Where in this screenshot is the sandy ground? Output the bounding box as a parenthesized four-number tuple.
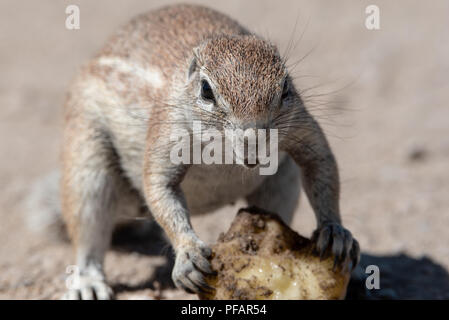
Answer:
(0, 0, 448, 300)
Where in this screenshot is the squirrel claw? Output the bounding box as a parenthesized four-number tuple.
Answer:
(312, 221, 360, 271)
(172, 242, 216, 294)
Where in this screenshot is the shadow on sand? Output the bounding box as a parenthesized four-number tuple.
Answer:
(110, 221, 449, 299)
(346, 253, 449, 299)
(110, 221, 176, 294)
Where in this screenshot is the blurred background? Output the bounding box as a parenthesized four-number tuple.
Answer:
(0, 0, 448, 299)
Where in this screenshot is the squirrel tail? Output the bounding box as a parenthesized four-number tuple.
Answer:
(24, 170, 68, 241)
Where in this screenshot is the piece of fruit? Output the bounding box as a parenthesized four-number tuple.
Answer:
(199, 207, 350, 300)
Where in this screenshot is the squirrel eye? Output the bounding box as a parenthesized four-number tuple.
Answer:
(281, 81, 290, 100)
(201, 80, 215, 102)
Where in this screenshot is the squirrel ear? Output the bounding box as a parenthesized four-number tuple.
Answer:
(188, 46, 201, 80)
(187, 57, 197, 80)
(193, 46, 200, 59)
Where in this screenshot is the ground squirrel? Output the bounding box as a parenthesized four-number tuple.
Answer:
(60, 4, 359, 299)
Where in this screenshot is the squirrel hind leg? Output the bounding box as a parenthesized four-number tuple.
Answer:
(60, 120, 127, 299)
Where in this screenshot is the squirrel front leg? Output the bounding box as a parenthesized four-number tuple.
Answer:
(142, 125, 215, 294)
(283, 111, 360, 269)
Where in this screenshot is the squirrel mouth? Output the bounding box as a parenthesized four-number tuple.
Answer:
(243, 159, 259, 169)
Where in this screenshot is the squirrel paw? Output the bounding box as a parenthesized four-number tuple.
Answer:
(172, 242, 216, 294)
(312, 221, 360, 271)
(62, 274, 113, 300)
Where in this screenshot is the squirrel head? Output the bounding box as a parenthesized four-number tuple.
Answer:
(183, 34, 299, 129)
(178, 34, 302, 169)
